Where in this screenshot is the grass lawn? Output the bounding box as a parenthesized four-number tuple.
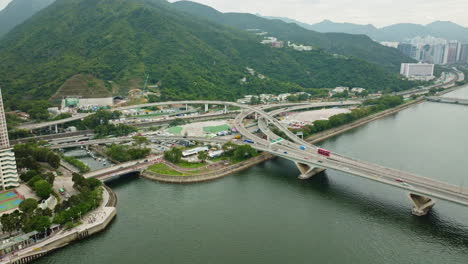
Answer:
(203, 124, 230, 133)
(176, 161, 206, 169)
(167, 126, 183, 134)
(148, 163, 203, 176)
(148, 163, 185, 176)
(210, 156, 229, 162)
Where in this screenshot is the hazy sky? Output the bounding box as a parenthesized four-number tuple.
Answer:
(1, 0, 467, 27)
(168, 0, 468, 27)
(0, 0, 9, 10)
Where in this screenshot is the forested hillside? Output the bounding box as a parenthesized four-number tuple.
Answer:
(172, 1, 414, 72)
(0, 0, 417, 102)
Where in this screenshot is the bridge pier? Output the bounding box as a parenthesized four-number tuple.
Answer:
(224, 105, 227, 113)
(409, 193, 435, 216)
(205, 104, 208, 112)
(295, 162, 325, 179)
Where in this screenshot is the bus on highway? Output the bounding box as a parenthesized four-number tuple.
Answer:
(317, 148, 331, 157)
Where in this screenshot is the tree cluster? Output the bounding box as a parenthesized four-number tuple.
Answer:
(94, 123, 137, 138)
(62, 156, 91, 173)
(14, 141, 61, 170)
(221, 142, 257, 162)
(23, 171, 54, 200)
(5, 99, 52, 121)
(75, 110, 136, 138)
(105, 144, 151, 162)
(292, 96, 404, 138)
(287, 93, 311, 102)
(1, 199, 53, 234)
(169, 118, 186, 127)
(53, 174, 102, 225)
(163, 148, 183, 164)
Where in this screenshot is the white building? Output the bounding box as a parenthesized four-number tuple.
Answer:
(61, 97, 114, 110)
(261, 37, 277, 44)
(287, 41, 314, 51)
(277, 93, 292, 102)
(400, 63, 435, 81)
(0, 90, 19, 190)
(351, 87, 366, 94)
(182, 147, 209, 157)
(380, 41, 399, 48)
(208, 150, 224, 158)
(332, 87, 349, 94)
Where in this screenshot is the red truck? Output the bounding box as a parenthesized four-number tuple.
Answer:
(317, 148, 331, 157)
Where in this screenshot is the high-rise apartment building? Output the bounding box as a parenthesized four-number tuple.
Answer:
(0, 89, 19, 190)
(431, 44, 446, 65)
(460, 44, 468, 63)
(397, 43, 416, 58)
(444, 41, 461, 64)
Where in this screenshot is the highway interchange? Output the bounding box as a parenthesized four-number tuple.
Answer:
(18, 70, 468, 215)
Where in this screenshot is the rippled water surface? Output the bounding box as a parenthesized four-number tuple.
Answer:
(37, 87, 468, 264)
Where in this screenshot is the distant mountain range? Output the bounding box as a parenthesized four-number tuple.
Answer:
(264, 17, 468, 43)
(0, 0, 54, 37)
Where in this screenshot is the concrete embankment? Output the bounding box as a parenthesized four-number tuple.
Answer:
(306, 84, 466, 144)
(306, 98, 425, 144)
(5, 186, 117, 264)
(141, 153, 274, 183)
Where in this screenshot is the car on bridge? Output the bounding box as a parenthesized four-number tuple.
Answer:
(395, 178, 404, 183)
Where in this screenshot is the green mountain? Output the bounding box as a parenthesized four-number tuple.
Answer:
(172, 1, 414, 72)
(0, 0, 416, 102)
(0, 0, 55, 38)
(305, 19, 378, 36)
(306, 20, 468, 43)
(380, 21, 468, 43)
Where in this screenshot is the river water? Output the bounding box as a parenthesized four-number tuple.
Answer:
(37, 87, 468, 264)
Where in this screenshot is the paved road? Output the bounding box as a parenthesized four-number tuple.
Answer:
(233, 101, 468, 208)
(34, 93, 468, 210)
(426, 96, 468, 105)
(18, 101, 358, 130)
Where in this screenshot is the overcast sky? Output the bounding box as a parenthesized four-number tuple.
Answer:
(1, 0, 467, 27)
(168, 0, 468, 27)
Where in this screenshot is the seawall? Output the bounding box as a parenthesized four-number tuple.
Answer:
(5, 186, 117, 264)
(141, 153, 274, 183)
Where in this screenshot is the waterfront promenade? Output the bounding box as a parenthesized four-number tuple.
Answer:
(1, 187, 116, 264)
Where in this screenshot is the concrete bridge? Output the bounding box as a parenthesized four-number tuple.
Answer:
(37, 99, 468, 216)
(230, 101, 468, 216)
(18, 101, 360, 131)
(84, 156, 163, 182)
(426, 96, 468, 106)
